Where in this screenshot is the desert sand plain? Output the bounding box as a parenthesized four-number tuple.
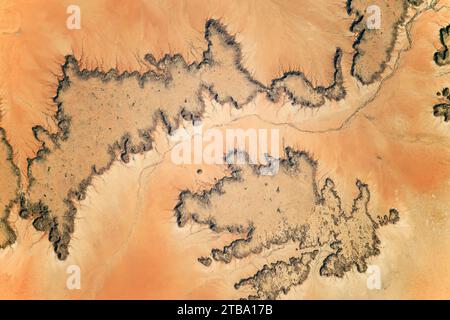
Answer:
(0, 0, 449, 299)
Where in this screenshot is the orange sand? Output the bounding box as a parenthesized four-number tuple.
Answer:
(0, 0, 449, 299)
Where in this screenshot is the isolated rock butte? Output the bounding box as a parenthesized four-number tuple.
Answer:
(175, 148, 398, 299)
(433, 28, 450, 123)
(0, 128, 19, 248)
(348, 0, 412, 84)
(21, 19, 345, 260)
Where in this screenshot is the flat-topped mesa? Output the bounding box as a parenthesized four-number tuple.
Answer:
(175, 148, 399, 299)
(432, 29, 450, 123)
(432, 88, 450, 123)
(0, 128, 20, 249)
(21, 16, 352, 261)
(348, 0, 410, 85)
(433, 103, 450, 122)
(21, 19, 261, 261)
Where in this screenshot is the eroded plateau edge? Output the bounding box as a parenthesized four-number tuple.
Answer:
(175, 148, 399, 299)
(19, 19, 345, 260)
(347, 0, 422, 84)
(0, 128, 20, 249)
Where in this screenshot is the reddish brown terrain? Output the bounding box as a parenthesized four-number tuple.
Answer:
(0, 0, 449, 299)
